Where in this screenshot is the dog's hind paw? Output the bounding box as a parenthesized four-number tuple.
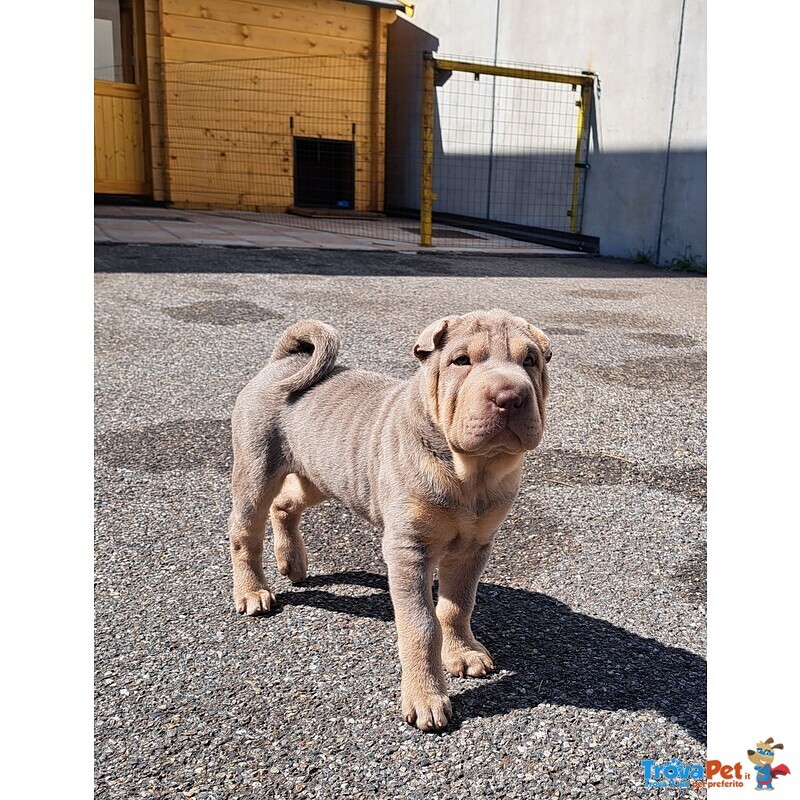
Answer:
(443, 646, 494, 678)
(235, 589, 278, 616)
(276, 552, 308, 584)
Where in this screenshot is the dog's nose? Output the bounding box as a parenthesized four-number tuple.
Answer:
(491, 388, 525, 410)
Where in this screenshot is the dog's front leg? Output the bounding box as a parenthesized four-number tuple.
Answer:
(383, 537, 451, 731)
(437, 542, 495, 678)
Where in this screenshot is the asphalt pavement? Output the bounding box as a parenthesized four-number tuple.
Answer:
(95, 244, 707, 799)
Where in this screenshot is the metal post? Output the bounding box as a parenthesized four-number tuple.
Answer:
(420, 52, 435, 247)
(569, 81, 592, 233)
(370, 7, 382, 211)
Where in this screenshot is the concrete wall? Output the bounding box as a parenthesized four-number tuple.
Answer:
(385, 0, 706, 263)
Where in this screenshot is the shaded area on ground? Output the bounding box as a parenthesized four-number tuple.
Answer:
(95, 419, 233, 474)
(533, 449, 706, 504)
(94, 244, 704, 280)
(585, 352, 707, 391)
(280, 571, 707, 743)
(162, 300, 282, 326)
(94, 420, 704, 505)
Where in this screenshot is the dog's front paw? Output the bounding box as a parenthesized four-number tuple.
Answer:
(401, 687, 453, 731)
(443, 641, 494, 678)
(234, 588, 277, 616)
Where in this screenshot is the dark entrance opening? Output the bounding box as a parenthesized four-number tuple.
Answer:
(293, 137, 355, 209)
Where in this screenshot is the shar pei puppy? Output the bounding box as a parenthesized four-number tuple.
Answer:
(228, 309, 551, 730)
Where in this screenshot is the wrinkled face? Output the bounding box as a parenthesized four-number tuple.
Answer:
(414, 309, 551, 457)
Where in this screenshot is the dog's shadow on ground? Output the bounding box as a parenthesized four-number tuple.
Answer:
(280, 571, 706, 743)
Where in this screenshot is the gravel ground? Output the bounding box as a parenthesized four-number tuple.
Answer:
(95, 245, 707, 799)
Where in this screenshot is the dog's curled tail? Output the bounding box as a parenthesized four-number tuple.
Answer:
(270, 320, 341, 394)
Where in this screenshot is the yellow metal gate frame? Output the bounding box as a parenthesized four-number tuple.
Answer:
(420, 54, 595, 247)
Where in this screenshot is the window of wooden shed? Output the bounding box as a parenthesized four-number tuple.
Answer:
(94, 0, 136, 83)
(293, 138, 355, 209)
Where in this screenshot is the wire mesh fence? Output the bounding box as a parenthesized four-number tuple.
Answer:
(428, 55, 592, 233)
(160, 52, 595, 250)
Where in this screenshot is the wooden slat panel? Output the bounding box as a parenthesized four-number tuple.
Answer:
(95, 95, 107, 182)
(162, 51, 371, 73)
(95, 80, 142, 100)
(103, 95, 117, 181)
(113, 96, 128, 182)
(167, 144, 370, 176)
(131, 102, 145, 183)
(163, 0, 373, 39)
(168, 146, 374, 177)
(168, 179, 291, 205)
(171, 128, 362, 148)
(169, 167, 293, 193)
(167, 132, 369, 159)
(168, 188, 374, 209)
(145, 6, 160, 30)
(171, 198, 289, 212)
(162, 63, 373, 93)
(170, 185, 377, 211)
(162, 13, 371, 57)
(96, 178, 152, 194)
(162, 0, 370, 23)
(161, 32, 367, 62)
(164, 105, 372, 130)
(168, 175, 373, 200)
(166, 125, 369, 150)
(162, 82, 372, 103)
(161, 75, 373, 102)
(94, 80, 148, 193)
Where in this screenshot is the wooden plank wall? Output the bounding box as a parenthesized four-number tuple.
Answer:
(150, 0, 394, 211)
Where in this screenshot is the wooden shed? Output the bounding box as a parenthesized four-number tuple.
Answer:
(94, 0, 409, 211)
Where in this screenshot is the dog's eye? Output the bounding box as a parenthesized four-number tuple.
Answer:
(452, 355, 471, 366)
(523, 355, 535, 367)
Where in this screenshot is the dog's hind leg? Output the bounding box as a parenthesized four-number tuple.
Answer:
(437, 542, 495, 678)
(229, 454, 287, 616)
(270, 473, 328, 584)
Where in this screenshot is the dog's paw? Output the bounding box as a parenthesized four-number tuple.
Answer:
(275, 551, 308, 584)
(401, 688, 452, 731)
(443, 643, 494, 678)
(234, 589, 278, 616)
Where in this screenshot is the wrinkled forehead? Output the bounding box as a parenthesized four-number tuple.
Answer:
(443, 315, 536, 358)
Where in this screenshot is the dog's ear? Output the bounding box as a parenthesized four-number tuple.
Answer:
(413, 317, 450, 361)
(513, 315, 551, 362)
(520, 319, 552, 363)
